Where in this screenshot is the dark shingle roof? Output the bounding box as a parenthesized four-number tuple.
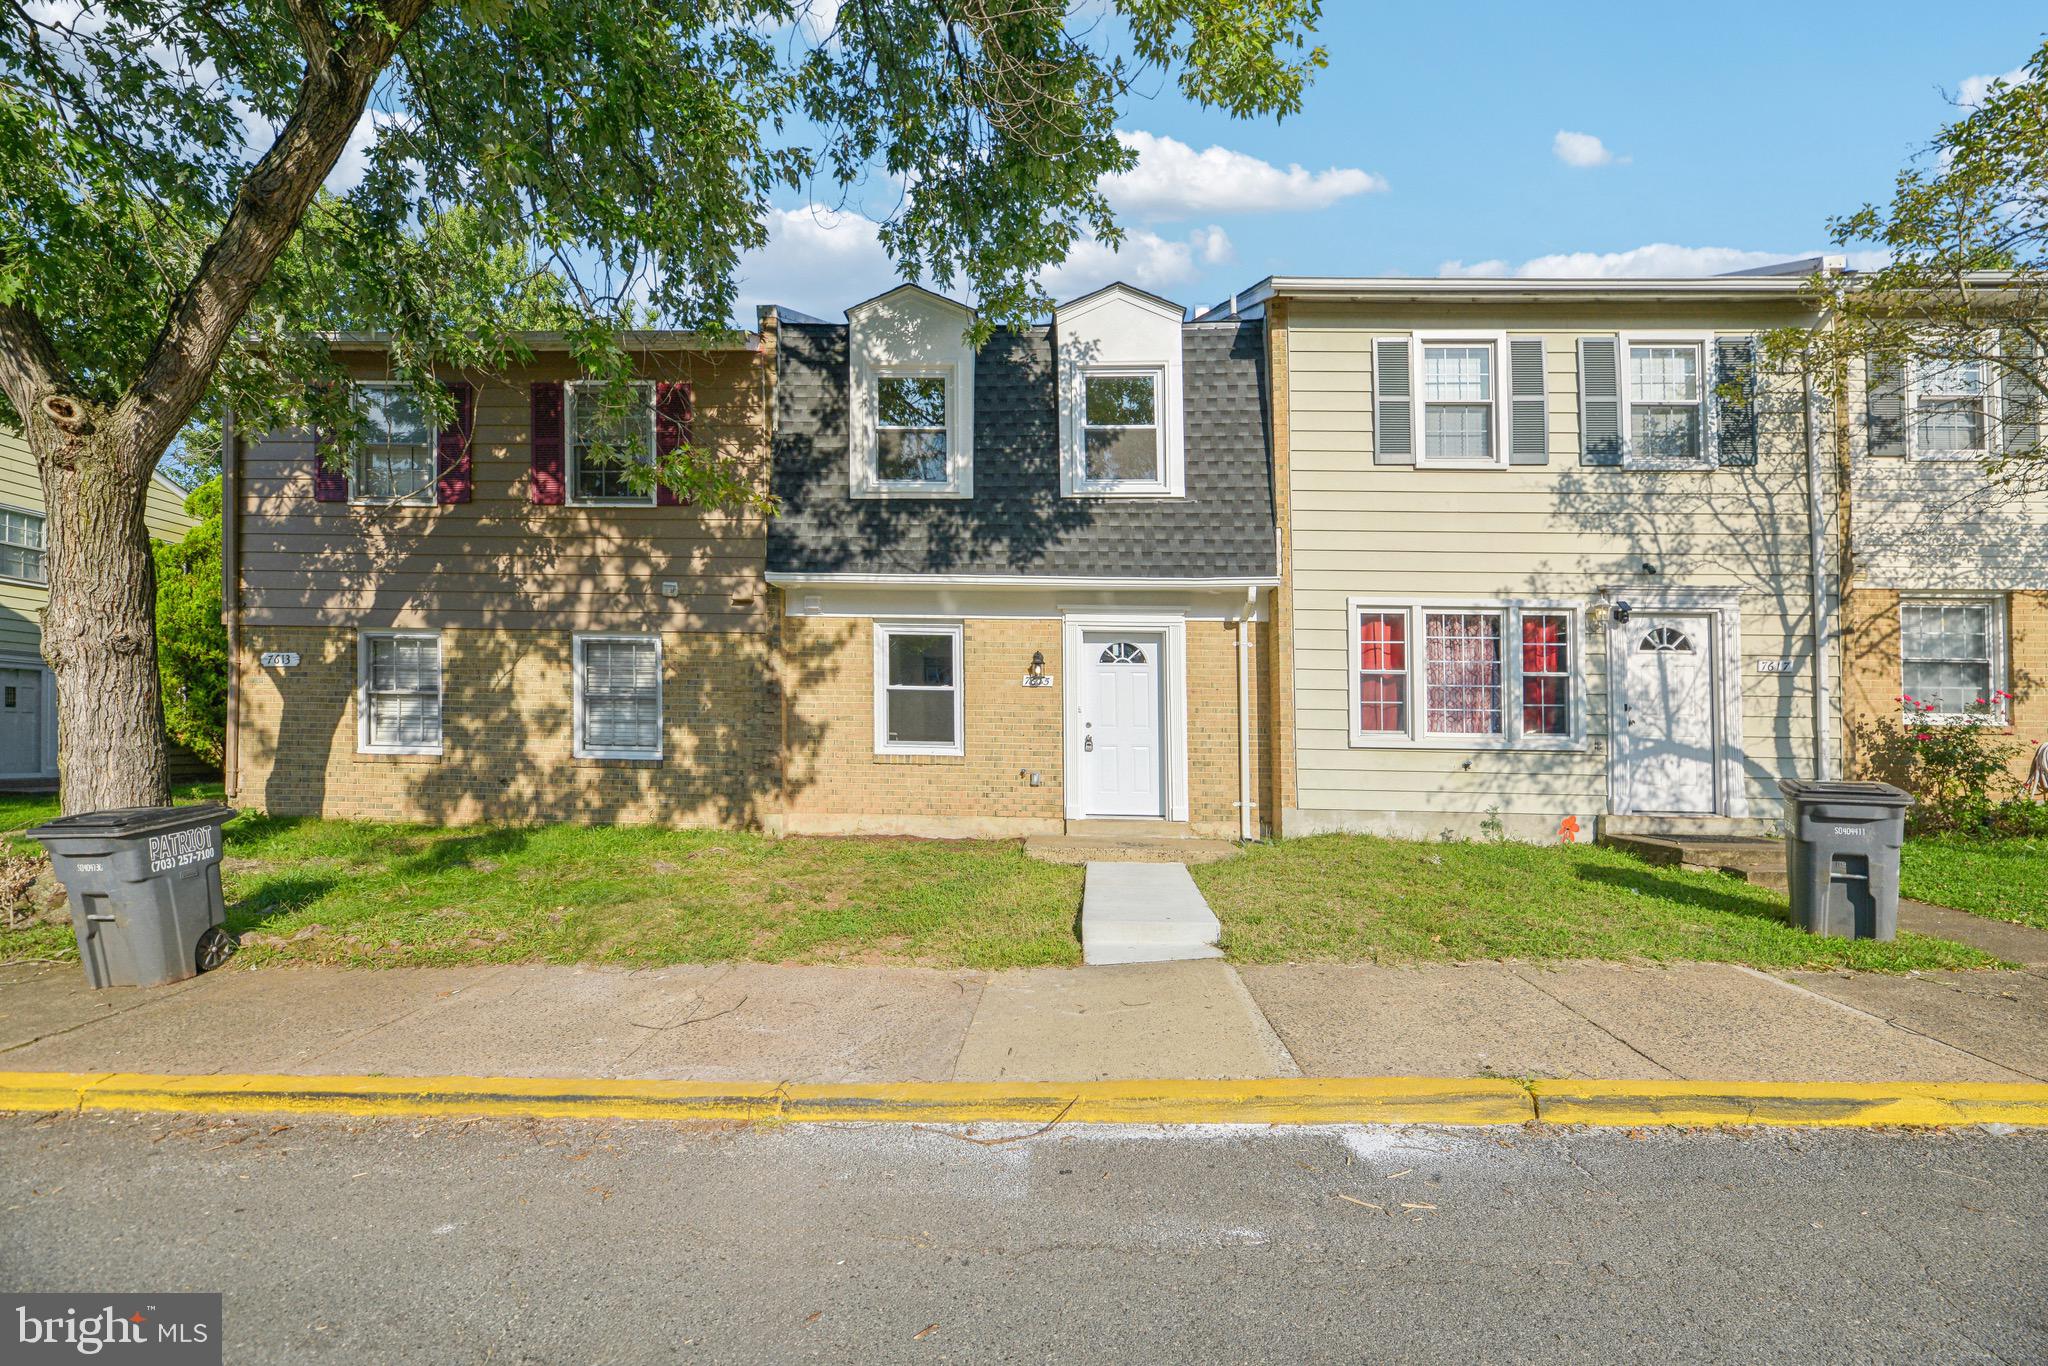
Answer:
(767, 320, 1277, 578)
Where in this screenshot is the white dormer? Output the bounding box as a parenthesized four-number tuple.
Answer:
(847, 284, 975, 499)
(1054, 283, 1186, 498)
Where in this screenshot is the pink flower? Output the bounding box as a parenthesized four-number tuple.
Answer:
(1916, 732, 1933, 741)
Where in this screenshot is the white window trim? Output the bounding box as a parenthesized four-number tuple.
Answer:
(1899, 594, 2008, 725)
(356, 629, 444, 756)
(1411, 331, 1510, 470)
(1343, 598, 1587, 751)
(565, 380, 658, 508)
(1071, 365, 1173, 495)
(1619, 333, 1716, 470)
(872, 620, 966, 757)
(573, 632, 664, 760)
(1904, 355, 1999, 462)
(350, 381, 439, 507)
(867, 364, 966, 495)
(0, 504, 47, 586)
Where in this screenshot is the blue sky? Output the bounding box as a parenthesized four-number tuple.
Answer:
(732, 2, 2045, 320)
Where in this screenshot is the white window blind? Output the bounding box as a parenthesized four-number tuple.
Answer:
(362, 634, 441, 751)
(579, 637, 662, 756)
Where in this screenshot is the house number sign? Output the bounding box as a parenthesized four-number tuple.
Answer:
(1755, 659, 1797, 674)
(1021, 675, 1053, 688)
(260, 652, 301, 669)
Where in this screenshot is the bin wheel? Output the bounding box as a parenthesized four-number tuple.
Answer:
(196, 926, 236, 973)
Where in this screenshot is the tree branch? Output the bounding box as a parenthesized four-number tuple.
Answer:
(282, 0, 337, 71)
(0, 303, 70, 419)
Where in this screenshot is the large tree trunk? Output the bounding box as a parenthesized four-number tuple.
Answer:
(31, 405, 170, 814)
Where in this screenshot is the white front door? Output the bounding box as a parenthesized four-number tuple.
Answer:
(1079, 631, 1165, 818)
(0, 667, 41, 777)
(1621, 616, 1718, 814)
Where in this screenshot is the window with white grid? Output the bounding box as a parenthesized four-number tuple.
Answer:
(0, 508, 46, 583)
(1347, 601, 1580, 748)
(359, 633, 441, 754)
(1627, 342, 1703, 464)
(1421, 344, 1495, 463)
(1423, 612, 1504, 737)
(1911, 358, 1993, 458)
(568, 381, 657, 505)
(576, 635, 662, 758)
(1900, 598, 2005, 723)
(353, 383, 437, 505)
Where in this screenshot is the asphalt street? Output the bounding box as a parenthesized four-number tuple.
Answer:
(2, 1111, 2043, 1363)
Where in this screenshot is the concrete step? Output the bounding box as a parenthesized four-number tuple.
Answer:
(1081, 862, 1222, 967)
(1025, 836, 1239, 866)
(1599, 814, 1782, 840)
(1065, 818, 1196, 839)
(1603, 832, 1791, 893)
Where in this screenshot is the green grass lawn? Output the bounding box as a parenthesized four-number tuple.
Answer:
(1902, 836, 2048, 930)
(1193, 835, 1997, 973)
(0, 791, 2000, 973)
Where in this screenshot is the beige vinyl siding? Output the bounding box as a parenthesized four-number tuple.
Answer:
(0, 425, 197, 659)
(1282, 299, 1838, 837)
(1844, 358, 2048, 590)
(236, 349, 770, 633)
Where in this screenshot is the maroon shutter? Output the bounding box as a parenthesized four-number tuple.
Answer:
(529, 381, 565, 505)
(312, 430, 348, 502)
(654, 380, 692, 506)
(436, 381, 475, 504)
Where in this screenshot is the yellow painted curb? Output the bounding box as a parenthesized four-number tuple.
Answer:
(1531, 1079, 2048, 1129)
(1, 1071, 2043, 1130)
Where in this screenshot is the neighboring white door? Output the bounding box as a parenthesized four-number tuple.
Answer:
(0, 667, 41, 777)
(1621, 617, 1718, 814)
(1080, 632, 1165, 818)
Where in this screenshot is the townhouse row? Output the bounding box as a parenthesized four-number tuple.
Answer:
(223, 269, 2047, 842)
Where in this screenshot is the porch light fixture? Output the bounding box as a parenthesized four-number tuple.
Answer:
(1588, 587, 1614, 631)
(1029, 650, 1046, 680)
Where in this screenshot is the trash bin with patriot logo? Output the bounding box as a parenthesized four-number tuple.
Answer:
(28, 803, 236, 988)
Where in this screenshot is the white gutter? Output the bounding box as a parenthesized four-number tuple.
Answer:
(1802, 371, 1834, 782)
(1202, 274, 1817, 320)
(1234, 586, 1256, 841)
(764, 572, 1280, 590)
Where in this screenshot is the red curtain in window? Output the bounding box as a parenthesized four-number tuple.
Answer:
(1521, 614, 1570, 736)
(1358, 612, 1407, 733)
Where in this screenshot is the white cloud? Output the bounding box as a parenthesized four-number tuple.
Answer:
(1552, 130, 1626, 169)
(1959, 65, 2031, 110)
(1039, 225, 1233, 301)
(795, 0, 842, 42)
(1101, 130, 1385, 221)
(1440, 244, 1832, 279)
(733, 205, 901, 320)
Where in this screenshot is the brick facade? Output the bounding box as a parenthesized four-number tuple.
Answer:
(233, 625, 782, 826)
(1842, 587, 2048, 787)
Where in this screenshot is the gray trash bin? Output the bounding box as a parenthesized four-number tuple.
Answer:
(28, 803, 236, 988)
(1776, 780, 1915, 941)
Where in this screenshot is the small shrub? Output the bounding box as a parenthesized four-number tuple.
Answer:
(1854, 693, 2025, 833)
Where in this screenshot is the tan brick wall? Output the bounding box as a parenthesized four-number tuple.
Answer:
(1843, 587, 2048, 787)
(780, 611, 1275, 839)
(232, 626, 782, 826)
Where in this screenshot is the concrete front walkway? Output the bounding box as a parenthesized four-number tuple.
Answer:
(4, 951, 2044, 1085)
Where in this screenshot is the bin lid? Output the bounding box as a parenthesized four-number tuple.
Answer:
(1775, 779, 1916, 808)
(26, 802, 236, 841)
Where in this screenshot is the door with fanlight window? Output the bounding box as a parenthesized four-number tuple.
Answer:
(1620, 616, 1718, 814)
(1079, 631, 1165, 818)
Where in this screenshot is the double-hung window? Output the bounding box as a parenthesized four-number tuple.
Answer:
(1348, 600, 1580, 748)
(1624, 338, 1707, 466)
(1900, 597, 2006, 724)
(567, 380, 657, 505)
(1419, 342, 1498, 465)
(874, 622, 964, 756)
(1910, 357, 1994, 459)
(353, 383, 437, 505)
(1078, 370, 1165, 491)
(0, 509, 46, 584)
(575, 635, 662, 759)
(874, 373, 951, 487)
(358, 631, 442, 754)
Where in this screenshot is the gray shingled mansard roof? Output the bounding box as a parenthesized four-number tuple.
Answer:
(766, 318, 1278, 580)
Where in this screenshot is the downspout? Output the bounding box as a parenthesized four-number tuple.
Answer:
(220, 405, 241, 803)
(1802, 370, 1833, 782)
(1236, 585, 1255, 841)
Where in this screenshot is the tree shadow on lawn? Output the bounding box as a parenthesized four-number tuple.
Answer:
(390, 828, 537, 878)
(223, 871, 343, 937)
(1572, 863, 1793, 927)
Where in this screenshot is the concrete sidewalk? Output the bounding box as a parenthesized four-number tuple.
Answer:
(4, 950, 2044, 1085)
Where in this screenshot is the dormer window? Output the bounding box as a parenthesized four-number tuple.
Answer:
(1056, 283, 1186, 498)
(1081, 370, 1163, 488)
(847, 285, 975, 499)
(875, 373, 951, 486)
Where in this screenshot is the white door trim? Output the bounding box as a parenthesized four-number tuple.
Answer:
(1062, 611, 1189, 823)
(1604, 589, 1747, 818)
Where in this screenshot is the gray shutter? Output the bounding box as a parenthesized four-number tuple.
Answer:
(1714, 336, 1758, 467)
(1578, 336, 1622, 465)
(1507, 337, 1549, 465)
(2001, 334, 2043, 459)
(1865, 355, 1907, 457)
(1373, 337, 1413, 465)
